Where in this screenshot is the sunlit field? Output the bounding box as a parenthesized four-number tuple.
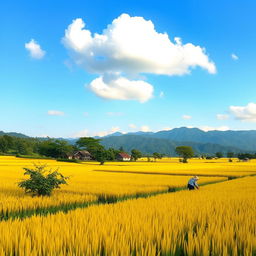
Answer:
(0, 156, 255, 255)
(0, 176, 255, 255)
(0, 156, 226, 217)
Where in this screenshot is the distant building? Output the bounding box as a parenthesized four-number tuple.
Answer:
(73, 150, 92, 161)
(116, 152, 131, 161)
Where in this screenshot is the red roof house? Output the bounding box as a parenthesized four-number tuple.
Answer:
(116, 152, 131, 161)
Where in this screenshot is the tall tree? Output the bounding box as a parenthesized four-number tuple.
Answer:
(152, 152, 162, 161)
(76, 137, 108, 164)
(175, 146, 194, 163)
(131, 149, 142, 161)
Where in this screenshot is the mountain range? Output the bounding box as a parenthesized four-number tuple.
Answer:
(1, 127, 256, 155)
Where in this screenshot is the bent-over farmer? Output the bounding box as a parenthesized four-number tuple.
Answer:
(187, 176, 199, 190)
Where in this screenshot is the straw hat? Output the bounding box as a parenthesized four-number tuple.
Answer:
(194, 176, 199, 180)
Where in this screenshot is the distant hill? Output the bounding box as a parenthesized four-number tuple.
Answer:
(101, 135, 241, 155)
(0, 131, 29, 138)
(2, 127, 256, 155)
(144, 127, 256, 151)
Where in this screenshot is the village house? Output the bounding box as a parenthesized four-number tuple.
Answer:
(116, 152, 131, 161)
(72, 150, 92, 161)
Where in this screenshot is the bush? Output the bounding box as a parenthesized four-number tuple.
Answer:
(18, 164, 69, 196)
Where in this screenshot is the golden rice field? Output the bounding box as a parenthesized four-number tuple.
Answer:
(0, 156, 255, 255)
(0, 176, 255, 255)
(0, 156, 225, 217)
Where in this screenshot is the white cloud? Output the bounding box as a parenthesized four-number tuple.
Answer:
(216, 114, 229, 120)
(161, 127, 172, 131)
(111, 126, 120, 133)
(95, 126, 121, 137)
(129, 124, 136, 129)
(72, 126, 121, 138)
(83, 112, 89, 117)
(47, 110, 64, 116)
(182, 115, 192, 120)
(63, 14, 216, 102)
(140, 125, 150, 132)
(230, 102, 256, 122)
(88, 75, 153, 103)
(200, 126, 229, 132)
(25, 39, 45, 59)
(159, 91, 164, 98)
(231, 53, 239, 60)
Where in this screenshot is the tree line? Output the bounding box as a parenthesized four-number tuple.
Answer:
(1, 135, 256, 163)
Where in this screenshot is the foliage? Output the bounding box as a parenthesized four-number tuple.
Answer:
(18, 165, 68, 196)
(152, 152, 162, 161)
(131, 149, 142, 161)
(38, 139, 74, 159)
(237, 153, 256, 160)
(76, 137, 102, 152)
(94, 148, 108, 165)
(227, 152, 234, 158)
(175, 146, 194, 163)
(215, 152, 223, 158)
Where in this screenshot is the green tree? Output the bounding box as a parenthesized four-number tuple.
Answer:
(131, 149, 142, 161)
(0, 137, 8, 153)
(152, 152, 162, 161)
(18, 164, 68, 196)
(227, 152, 234, 158)
(76, 137, 109, 164)
(94, 148, 107, 165)
(38, 139, 73, 158)
(3, 135, 14, 149)
(175, 146, 194, 163)
(215, 152, 223, 158)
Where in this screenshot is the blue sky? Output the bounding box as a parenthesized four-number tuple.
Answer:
(1, 0, 256, 137)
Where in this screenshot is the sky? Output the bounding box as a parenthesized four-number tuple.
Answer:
(1, 0, 256, 137)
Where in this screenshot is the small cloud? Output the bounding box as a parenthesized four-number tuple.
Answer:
(25, 39, 45, 59)
(129, 124, 137, 129)
(47, 110, 64, 116)
(83, 112, 89, 117)
(161, 127, 172, 131)
(230, 102, 256, 122)
(200, 126, 229, 132)
(140, 125, 150, 132)
(111, 126, 120, 133)
(182, 115, 192, 120)
(216, 114, 229, 120)
(95, 127, 121, 137)
(159, 91, 164, 98)
(231, 53, 239, 60)
(106, 112, 124, 117)
(89, 75, 154, 103)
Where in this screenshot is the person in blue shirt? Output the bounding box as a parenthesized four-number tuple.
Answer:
(187, 176, 199, 190)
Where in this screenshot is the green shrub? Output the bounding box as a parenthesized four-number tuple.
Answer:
(18, 164, 69, 196)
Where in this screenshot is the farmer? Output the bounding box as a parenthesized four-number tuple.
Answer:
(187, 176, 199, 190)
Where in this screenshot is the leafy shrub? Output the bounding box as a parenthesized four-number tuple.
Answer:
(18, 164, 68, 196)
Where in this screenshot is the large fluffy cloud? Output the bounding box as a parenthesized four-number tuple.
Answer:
(63, 14, 216, 102)
(230, 102, 256, 122)
(25, 39, 45, 59)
